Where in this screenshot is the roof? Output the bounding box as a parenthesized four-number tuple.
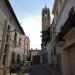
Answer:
(42, 5, 50, 12)
(4, 0, 25, 35)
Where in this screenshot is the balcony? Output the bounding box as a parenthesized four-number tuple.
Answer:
(55, 13, 75, 47)
(55, 32, 64, 43)
(61, 15, 75, 38)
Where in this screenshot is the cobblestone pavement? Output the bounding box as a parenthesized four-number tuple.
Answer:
(21, 64, 52, 75)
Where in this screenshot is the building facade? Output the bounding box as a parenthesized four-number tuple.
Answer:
(0, 0, 27, 75)
(22, 36, 30, 62)
(51, 0, 75, 75)
(30, 49, 41, 64)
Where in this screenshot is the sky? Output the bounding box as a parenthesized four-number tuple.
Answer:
(9, 0, 54, 49)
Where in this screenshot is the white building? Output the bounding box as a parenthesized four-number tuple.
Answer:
(51, 0, 75, 75)
(30, 49, 41, 63)
(0, 0, 25, 75)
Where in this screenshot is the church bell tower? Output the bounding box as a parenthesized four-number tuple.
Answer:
(42, 6, 50, 31)
(41, 6, 51, 50)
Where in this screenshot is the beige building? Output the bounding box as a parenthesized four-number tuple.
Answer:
(51, 0, 75, 75)
(0, 0, 27, 75)
(25, 36, 30, 61)
(22, 35, 30, 62)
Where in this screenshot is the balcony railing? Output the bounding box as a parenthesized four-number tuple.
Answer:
(55, 14, 75, 44)
(55, 32, 65, 44)
(61, 14, 75, 37)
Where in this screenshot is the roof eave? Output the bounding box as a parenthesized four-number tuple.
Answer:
(4, 0, 25, 35)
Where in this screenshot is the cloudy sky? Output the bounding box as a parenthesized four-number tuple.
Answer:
(9, 0, 54, 49)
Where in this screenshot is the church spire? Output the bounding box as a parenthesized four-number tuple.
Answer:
(42, 6, 50, 31)
(45, 4, 47, 9)
(45, 5, 47, 9)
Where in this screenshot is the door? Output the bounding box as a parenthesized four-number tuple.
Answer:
(69, 44, 75, 75)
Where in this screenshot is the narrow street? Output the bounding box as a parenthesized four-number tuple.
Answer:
(21, 64, 52, 75)
(0, 0, 75, 75)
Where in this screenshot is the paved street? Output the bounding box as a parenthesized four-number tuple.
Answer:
(11, 64, 61, 75)
(21, 64, 52, 75)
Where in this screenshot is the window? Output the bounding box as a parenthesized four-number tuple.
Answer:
(11, 52, 15, 63)
(54, 45, 56, 55)
(2, 55, 6, 65)
(19, 38, 21, 45)
(45, 10, 47, 14)
(17, 54, 21, 63)
(4, 44, 9, 54)
(14, 32, 17, 42)
(45, 14, 47, 17)
(7, 25, 10, 32)
(14, 32, 17, 47)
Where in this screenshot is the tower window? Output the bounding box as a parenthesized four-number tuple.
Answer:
(45, 10, 47, 14)
(45, 14, 47, 17)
